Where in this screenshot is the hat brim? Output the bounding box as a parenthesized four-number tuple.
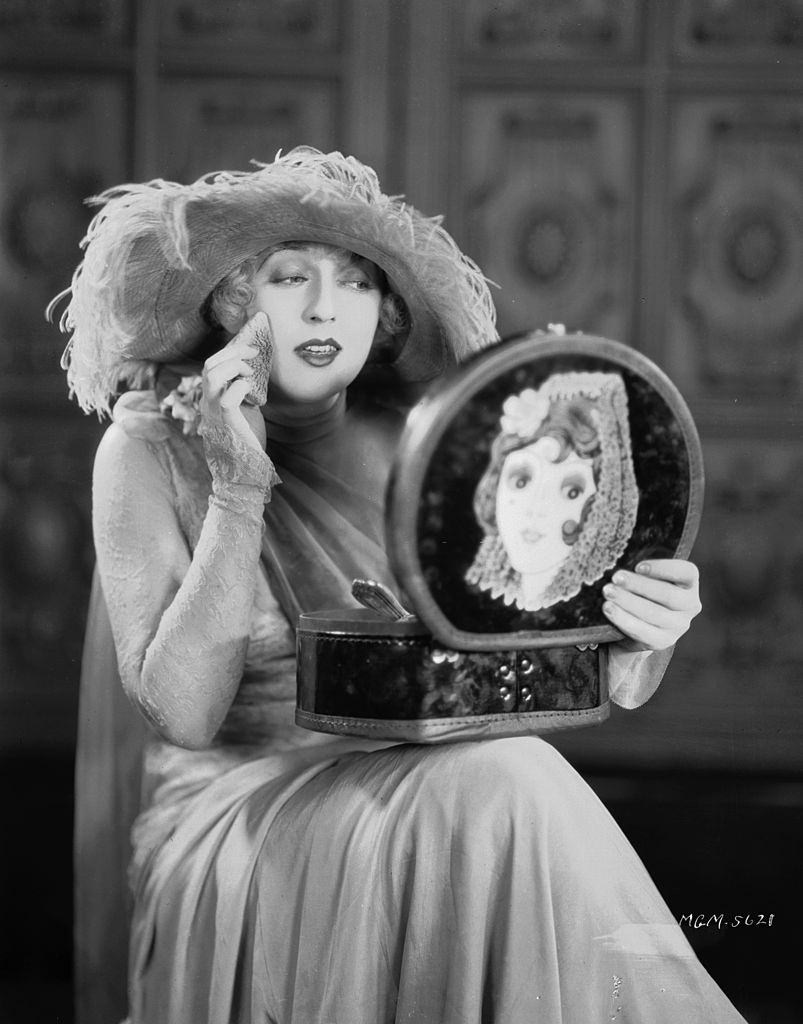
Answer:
(59, 148, 498, 412)
(153, 190, 455, 381)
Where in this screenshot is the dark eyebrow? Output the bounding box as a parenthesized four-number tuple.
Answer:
(562, 472, 587, 489)
(258, 245, 383, 284)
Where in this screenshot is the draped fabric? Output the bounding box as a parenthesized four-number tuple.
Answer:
(261, 393, 403, 620)
(74, 569, 147, 1024)
(72, 386, 747, 1024)
(126, 737, 748, 1024)
(73, 388, 404, 1024)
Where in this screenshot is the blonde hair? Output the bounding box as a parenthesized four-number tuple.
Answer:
(204, 242, 410, 353)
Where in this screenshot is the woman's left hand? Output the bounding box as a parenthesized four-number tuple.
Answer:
(602, 559, 702, 652)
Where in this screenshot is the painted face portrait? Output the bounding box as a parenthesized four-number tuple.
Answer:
(466, 372, 639, 611)
(496, 437, 597, 600)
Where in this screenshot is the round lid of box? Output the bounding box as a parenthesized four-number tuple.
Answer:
(385, 330, 704, 652)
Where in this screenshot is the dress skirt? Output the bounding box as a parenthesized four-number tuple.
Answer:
(126, 736, 746, 1024)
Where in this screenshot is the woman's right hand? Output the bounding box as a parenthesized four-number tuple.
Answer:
(198, 312, 278, 497)
(200, 311, 270, 455)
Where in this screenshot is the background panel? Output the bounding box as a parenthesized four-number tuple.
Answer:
(461, 91, 638, 342)
(156, 77, 339, 180)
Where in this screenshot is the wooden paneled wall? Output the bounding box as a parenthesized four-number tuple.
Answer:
(1, 0, 802, 772)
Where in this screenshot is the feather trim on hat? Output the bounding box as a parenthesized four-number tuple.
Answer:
(50, 147, 498, 415)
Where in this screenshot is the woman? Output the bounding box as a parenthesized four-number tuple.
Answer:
(466, 371, 639, 612)
(53, 147, 744, 1023)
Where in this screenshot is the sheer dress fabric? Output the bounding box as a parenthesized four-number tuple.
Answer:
(81, 391, 746, 1024)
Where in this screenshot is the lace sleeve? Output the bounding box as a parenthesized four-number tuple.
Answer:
(607, 645, 675, 710)
(199, 418, 280, 519)
(92, 422, 271, 748)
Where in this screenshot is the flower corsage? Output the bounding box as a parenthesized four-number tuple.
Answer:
(160, 374, 204, 436)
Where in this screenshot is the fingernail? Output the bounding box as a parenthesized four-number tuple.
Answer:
(603, 602, 614, 616)
(603, 584, 615, 597)
(636, 562, 651, 575)
(613, 572, 627, 585)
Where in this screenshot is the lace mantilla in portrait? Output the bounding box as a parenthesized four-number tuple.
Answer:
(465, 371, 639, 611)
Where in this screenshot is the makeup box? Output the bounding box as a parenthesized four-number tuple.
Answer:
(296, 330, 704, 742)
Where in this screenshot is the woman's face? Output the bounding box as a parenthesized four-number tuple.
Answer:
(495, 436, 596, 576)
(246, 244, 383, 409)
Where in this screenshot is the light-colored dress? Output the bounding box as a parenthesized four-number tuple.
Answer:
(87, 390, 746, 1024)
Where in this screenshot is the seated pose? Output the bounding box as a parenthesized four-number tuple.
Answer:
(54, 147, 745, 1023)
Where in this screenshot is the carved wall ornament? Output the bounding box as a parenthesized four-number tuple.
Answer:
(696, 445, 803, 668)
(199, 100, 295, 128)
(0, 0, 126, 38)
(5, 93, 85, 124)
(518, 202, 584, 287)
(679, 110, 803, 394)
(164, 0, 336, 45)
(0, 433, 96, 677)
(465, 104, 629, 338)
(3, 178, 97, 277)
(0, 78, 127, 386)
(1, 174, 96, 380)
(678, 0, 803, 52)
(464, 0, 638, 55)
(0, 85, 105, 276)
(724, 207, 785, 289)
(158, 82, 335, 180)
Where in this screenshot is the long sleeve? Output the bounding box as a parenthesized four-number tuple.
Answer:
(92, 419, 276, 748)
(607, 644, 674, 710)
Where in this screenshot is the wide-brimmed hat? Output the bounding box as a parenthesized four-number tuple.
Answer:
(50, 146, 498, 413)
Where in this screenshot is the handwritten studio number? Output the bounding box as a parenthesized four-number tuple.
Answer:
(679, 913, 775, 930)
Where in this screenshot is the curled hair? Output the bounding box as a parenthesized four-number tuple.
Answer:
(202, 242, 411, 358)
(465, 372, 639, 612)
(563, 489, 602, 545)
(203, 257, 260, 332)
(378, 291, 410, 336)
(472, 396, 601, 536)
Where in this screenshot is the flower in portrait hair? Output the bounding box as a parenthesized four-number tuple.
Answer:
(500, 388, 550, 439)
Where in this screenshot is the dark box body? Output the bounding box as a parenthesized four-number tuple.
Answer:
(296, 609, 609, 743)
